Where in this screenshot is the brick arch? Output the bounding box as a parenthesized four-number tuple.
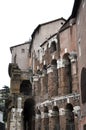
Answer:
(52, 105, 60, 130)
(65, 103, 75, 130)
(52, 105, 59, 112)
(66, 103, 73, 111)
(51, 59, 57, 66)
(44, 106, 49, 113)
(62, 53, 72, 94)
(63, 53, 70, 60)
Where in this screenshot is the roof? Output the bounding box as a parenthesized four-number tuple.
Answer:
(31, 17, 66, 38)
(70, 0, 81, 19)
(29, 17, 66, 53)
(10, 41, 31, 53)
(59, 0, 81, 33)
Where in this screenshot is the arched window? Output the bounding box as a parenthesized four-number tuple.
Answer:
(63, 53, 72, 94)
(50, 41, 57, 53)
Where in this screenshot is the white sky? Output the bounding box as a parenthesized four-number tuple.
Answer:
(0, 0, 74, 89)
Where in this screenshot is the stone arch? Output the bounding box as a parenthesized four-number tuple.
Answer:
(63, 53, 72, 94)
(63, 53, 71, 66)
(65, 103, 75, 130)
(50, 41, 57, 53)
(44, 106, 48, 113)
(20, 80, 32, 95)
(22, 98, 35, 130)
(53, 106, 59, 112)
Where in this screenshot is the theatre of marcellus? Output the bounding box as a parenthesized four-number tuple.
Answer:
(7, 0, 86, 130)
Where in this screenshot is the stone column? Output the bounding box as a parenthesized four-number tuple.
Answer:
(10, 108, 16, 130)
(40, 69, 48, 101)
(35, 109, 41, 130)
(17, 97, 22, 108)
(47, 65, 58, 98)
(33, 75, 40, 102)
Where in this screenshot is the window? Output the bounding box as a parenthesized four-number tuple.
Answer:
(14, 54, 16, 64)
(37, 49, 40, 58)
(61, 22, 64, 25)
(50, 41, 56, 53)
(21, 48, 25, 53)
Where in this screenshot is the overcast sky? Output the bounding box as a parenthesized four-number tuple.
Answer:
(0, 0, 74, 89)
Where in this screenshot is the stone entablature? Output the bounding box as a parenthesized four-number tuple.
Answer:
(36, 93, 80, 115)
(21, 69, 32, 80)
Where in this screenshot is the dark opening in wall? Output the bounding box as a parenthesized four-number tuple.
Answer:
(63, 53, 72, 94)
(51, 59, 57, 66)
(43, 64, 47, 70)
(81, 67, 86, 103)
(20, 80, 32, 95)
(50, 41, 57, 53)
(53, 106, 59, 112)
(52, 106, 60, 130)
(22, 98, 35, 130)
(44, 106, 48, 113)
(65, 103, 75, 130)
(83, 124, 86, 130)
